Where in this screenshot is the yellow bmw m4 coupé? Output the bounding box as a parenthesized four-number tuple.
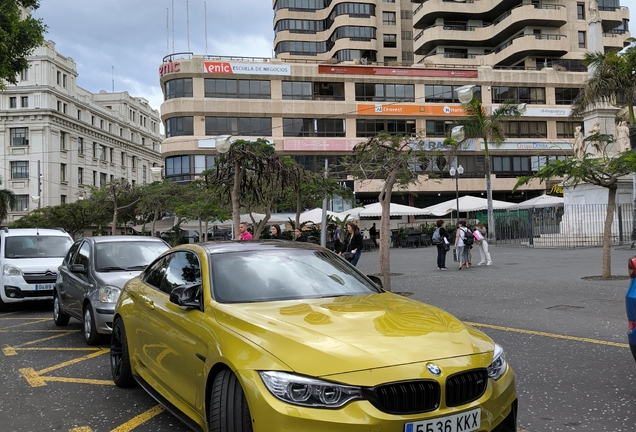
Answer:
(110, 241, 517, 432)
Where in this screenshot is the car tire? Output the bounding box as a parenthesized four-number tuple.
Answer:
(83, 305, 100, 345)
(53, 292, 70, 326)
(630, 344, 636, 363)
(110, 318, 135, 388)
(209, 370, 253, 432)
(0, 296, 7, 312)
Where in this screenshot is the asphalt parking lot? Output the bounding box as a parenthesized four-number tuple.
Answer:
(2, 243, 636, 431)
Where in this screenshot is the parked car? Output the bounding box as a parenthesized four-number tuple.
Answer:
(110, 241, 517, 432)
(54, 236, 169, 344)
(626, 256, 636, 361)
(0, 228, 74, 312)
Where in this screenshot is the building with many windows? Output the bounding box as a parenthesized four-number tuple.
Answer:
(158, 54, 597, 208)
(412, 0, 629, 68)
(273, 0, 416, 65)
(0, 41, 163, 223)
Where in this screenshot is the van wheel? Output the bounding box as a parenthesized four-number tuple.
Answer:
(110, 318, 135, 387)
(83, 305, 100, 345)
(53, 292, 70, 326)
(209, 370, 253, 432)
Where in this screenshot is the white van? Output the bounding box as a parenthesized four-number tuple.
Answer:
(0, 228, 74, 311)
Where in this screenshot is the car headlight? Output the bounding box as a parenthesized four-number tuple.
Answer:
(98, 285, 121, 303)
(3, 264, 23, 277)
(259, 371, 363, 408)
(487, 343, 507, 380)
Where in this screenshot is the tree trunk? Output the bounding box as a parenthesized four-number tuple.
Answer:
(111, 205, 118, 236)
(379, 174, 396, 292)
(484, 152, 496, 243)
(232, 161, 243, 240)
(199, 219, 204, 243)
(602, 184, 617, 279)
(151, 210, 158, 237)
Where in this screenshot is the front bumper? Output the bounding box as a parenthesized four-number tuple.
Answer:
(93, 305, 115, 335)
(2, 282, 54, 303)
(238, 362, 517, 432)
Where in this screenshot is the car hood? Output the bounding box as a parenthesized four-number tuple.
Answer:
(96, 271, 143, 288)
(6, 258, 63, 272)
(214, 292, 494, 376)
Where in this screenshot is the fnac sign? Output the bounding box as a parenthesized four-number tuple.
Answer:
(159, 61, 180, 76)
(204, 62, 233, 74)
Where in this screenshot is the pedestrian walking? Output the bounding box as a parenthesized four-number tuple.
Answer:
(333, 225, 342, 252)
(369, 223, 377, 247)
(340, 222, 363, 266)
(432, 219, 449, 270)
(454, 220, 471, 270)
(238, 222, 252, 240)
(474, 222, 493, 265)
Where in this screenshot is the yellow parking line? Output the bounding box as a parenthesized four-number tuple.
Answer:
(38, 348, 109, 374)
(467, 322, 629, 348)
(15, 331, 79, 348)
(0, 329, 80, 333)
(69, 427, 93, 432)
(110, 405, 165, 432)
(45, 376, 115, 385)
(19, 367, 47, 387)
(0, 318, 51, 329)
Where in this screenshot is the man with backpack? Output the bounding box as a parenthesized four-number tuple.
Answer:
(432, 220, 450, 270)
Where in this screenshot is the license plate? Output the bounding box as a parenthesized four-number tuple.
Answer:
(405, 408, 480, 432)
(35, 284, 54, 291)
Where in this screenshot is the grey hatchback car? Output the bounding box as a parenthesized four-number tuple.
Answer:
(53, 236, 169, 344)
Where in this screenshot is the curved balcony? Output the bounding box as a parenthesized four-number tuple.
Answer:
(603, 30, 631, 52)
(414, 3, 567, 55)
(600, 6, 630, 32)
(274, 14, 378, 47)
(413, 0, 524, 29)
(490, 33, 568, 66)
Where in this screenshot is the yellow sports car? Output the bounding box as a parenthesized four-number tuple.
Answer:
(110, 241, 517, 432)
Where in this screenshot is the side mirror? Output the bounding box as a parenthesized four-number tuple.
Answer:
(169, 283, 203, 311)
(367, 275, 383, 288)
(70, 264, 86, 273)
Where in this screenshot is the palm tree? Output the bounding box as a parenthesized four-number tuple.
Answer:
(571, 46, 636, 244)
(449, 98, 523, 242)
(0, 177, 16, 224)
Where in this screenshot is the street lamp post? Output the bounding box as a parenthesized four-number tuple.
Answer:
(449, 165, 464, 224)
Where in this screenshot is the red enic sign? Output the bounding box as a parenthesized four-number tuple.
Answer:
(203, 62, 233, 74)
(318, 65, 478, 78)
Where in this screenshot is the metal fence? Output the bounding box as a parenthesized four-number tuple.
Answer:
(492, 204, 634, 248)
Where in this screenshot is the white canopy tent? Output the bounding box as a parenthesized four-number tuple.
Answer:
(132, 213, 288, 233)
(358, 202, 428, 217)
(516, 194, 564, 209)
(299, 208, 338, 224)
(421, 196, 517, 217)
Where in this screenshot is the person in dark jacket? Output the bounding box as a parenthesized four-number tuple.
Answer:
(341, 222, 363, 266)
(270, 225, 282, 239)
(434, 219, 450, 270)
(293, 228, 307, 242)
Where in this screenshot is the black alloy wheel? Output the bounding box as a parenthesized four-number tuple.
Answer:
(110, 318, 135, 387)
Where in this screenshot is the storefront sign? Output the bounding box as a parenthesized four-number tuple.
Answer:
(410, 139, 476, 151)
(492, 105, 572, 117)
(357, 104, 466, 116)
(497, 141, 572, 150)
(203, 61, 291, 76)
(283, 139, 364, 151)
(159, 61, 180, 76)
(318, 65, 478, 78)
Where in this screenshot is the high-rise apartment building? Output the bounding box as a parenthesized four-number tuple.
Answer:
(0, 41, 163, 223)
(412, 0, 629, 68)
(273, 0, 415, 65)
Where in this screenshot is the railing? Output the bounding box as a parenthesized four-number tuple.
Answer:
(494, 33, 566, 54)
(494, 204, 633, 248)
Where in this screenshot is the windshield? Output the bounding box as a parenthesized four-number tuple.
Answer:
(211, 249, 382, 303)
(5, 236, 73, 259)
(95, 241, 169, 272)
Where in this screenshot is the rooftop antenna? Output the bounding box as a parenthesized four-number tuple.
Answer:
(111, 66, 114, 92)
(204, 1, 208, 55)
(166, 8, 169, 55)
(186, 0, 190, 52)
(171, 0, 175, 53)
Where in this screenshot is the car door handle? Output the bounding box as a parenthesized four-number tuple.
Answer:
(140, 296, 154, 310)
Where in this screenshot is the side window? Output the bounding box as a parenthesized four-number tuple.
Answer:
(143, 255, 173, 289)
(159, 251, 202, 295)
(74, 242, 90, 268)
(64, 241, 81, 265)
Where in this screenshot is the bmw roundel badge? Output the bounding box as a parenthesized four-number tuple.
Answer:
(426, 363, 441, 375)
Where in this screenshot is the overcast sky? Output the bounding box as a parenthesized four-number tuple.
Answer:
(33, 0, 274, 111)
(33, 0, 636, 113)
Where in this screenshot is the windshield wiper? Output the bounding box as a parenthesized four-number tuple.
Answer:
(124, 265, 147, 270)
(97, 266, 127, 272)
